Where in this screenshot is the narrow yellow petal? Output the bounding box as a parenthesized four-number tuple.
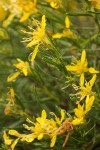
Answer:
(31, 44, 39, 62)
(11, 138, 20, 150)
(89, 67, 99, 74)
(50, 135, 57, 147)
(22, 68, 28, 76)
(81, 50, 86, 65)
(89, 74, 96, 87)
(85, 96, 95, 113)
(8, 130, 21, 137)
(53, 33, 63, 39)
(41, 109, 47, 121)
(41, 15, 46, 30)
(66, 65, 76, 71)
(65, 16, 70, 29)
(7, 72, 20, 82)
(80, 73, 84, 86)
(27, 40, 38, 47)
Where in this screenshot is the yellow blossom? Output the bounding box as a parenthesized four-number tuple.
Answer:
(72, 102, 85, 125)
(3, 109, 67, 149)
(79, 74, 96, 100)
(1, 0, 38, 27)
(23, 109, 58, 143)
(72, 95, 95, 125)
(53, 16, 75, 39)
(22, 15, 47, 48)
(66, 50, 99, 79)
(7, 59, 31, 82)
(13, 59, 31, 76)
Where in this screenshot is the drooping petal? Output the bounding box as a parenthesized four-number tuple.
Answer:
(50, 135, 57, 147)
(89, 67, 99, 74)
(7, 72, 20, 82)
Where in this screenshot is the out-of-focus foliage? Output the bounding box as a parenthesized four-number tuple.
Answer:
(0, 0, 100, 150)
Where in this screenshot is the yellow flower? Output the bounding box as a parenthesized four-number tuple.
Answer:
(46, 0, 62, 9)
(89, 0, 100, 9)
(53, 16, 75, 39)
(72, 102, 85, 125)
(7, 59, 31, 82)
(13, 59, 31, 76)
(79, 74, 96, 100)
(72, 95, 95, 126)
(66, 50, 99, 78)
(2, 0, 38, 27)
(23, 110, 58, 143)
(22, 15, 47, 48)
(3, 131, 20, 150)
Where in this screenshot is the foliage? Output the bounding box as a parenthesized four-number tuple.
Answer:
(0, 0, 100, 150)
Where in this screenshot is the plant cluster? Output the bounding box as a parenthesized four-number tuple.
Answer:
(0, 0, 100, 150)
